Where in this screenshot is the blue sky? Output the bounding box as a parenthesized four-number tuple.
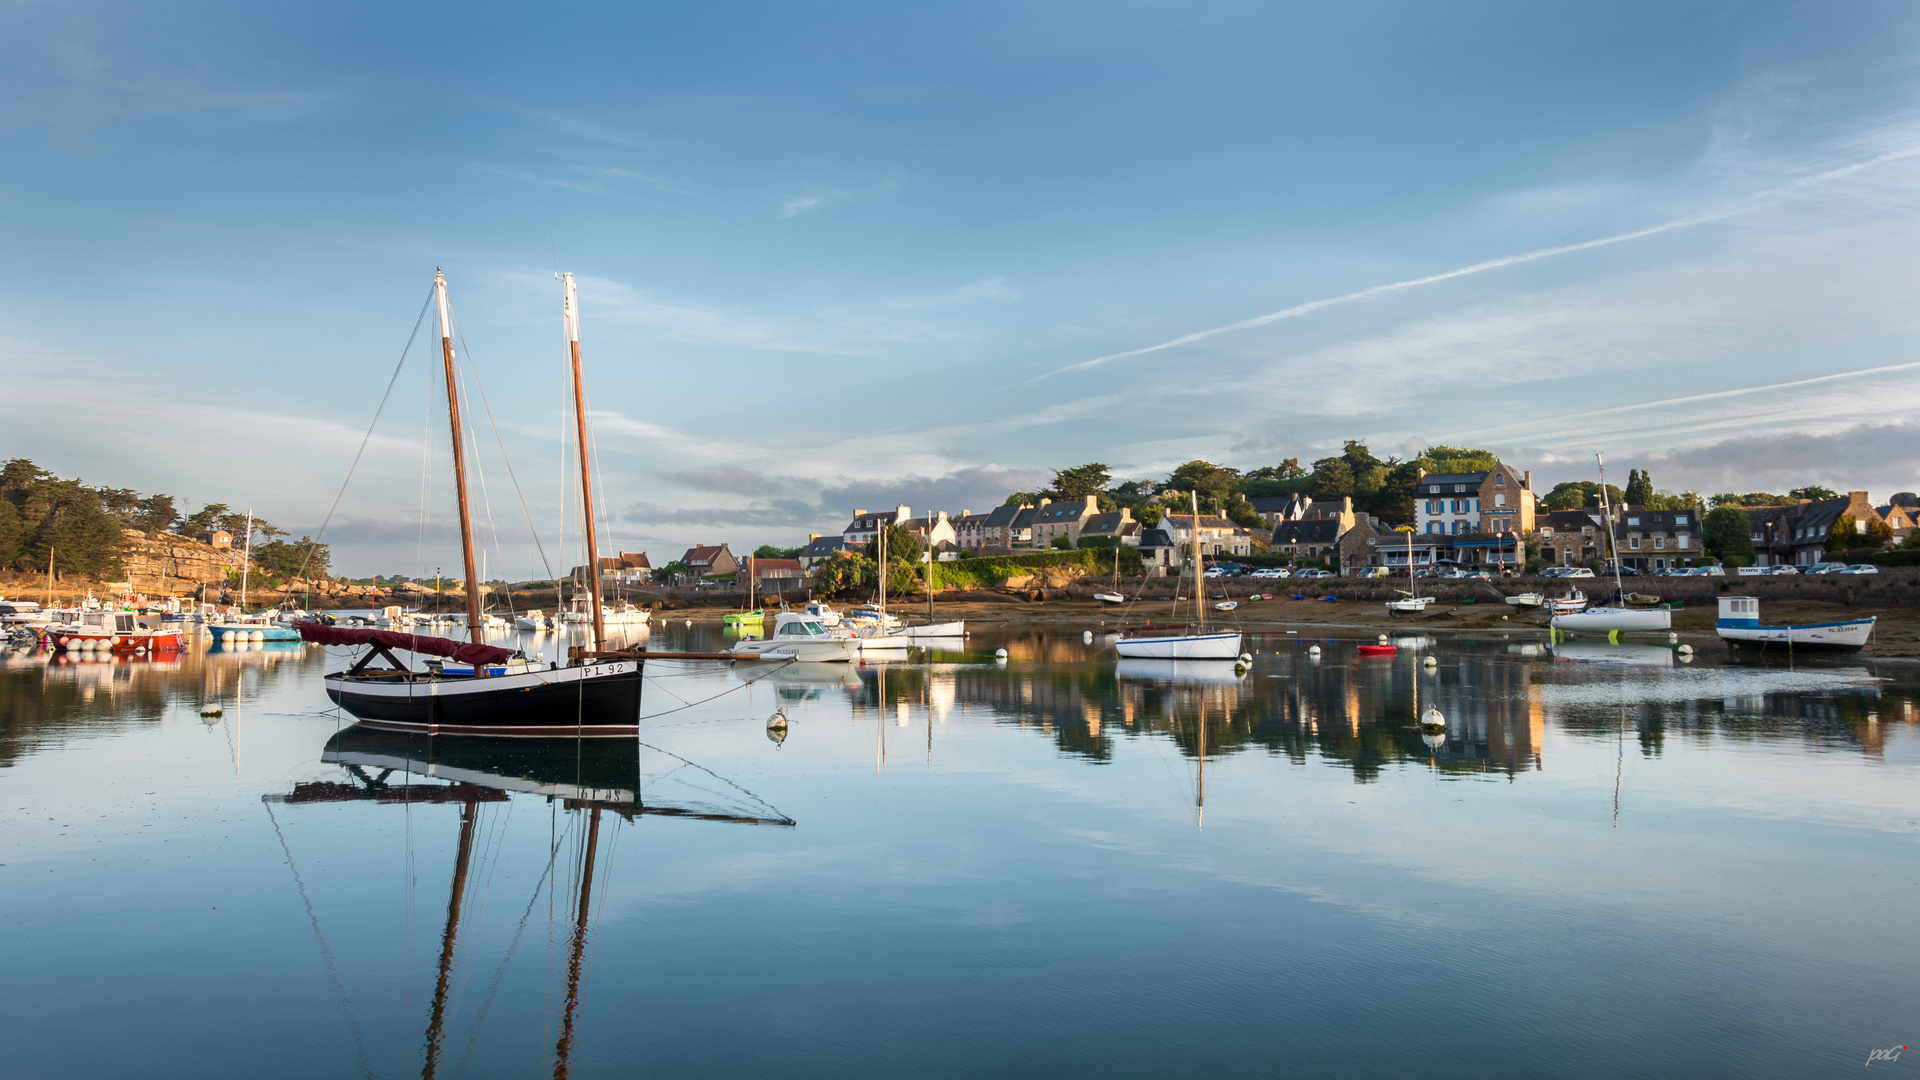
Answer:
(5, 1, 1920, 574)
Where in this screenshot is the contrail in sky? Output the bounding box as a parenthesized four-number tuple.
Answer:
(1029, 144, 1920, 384)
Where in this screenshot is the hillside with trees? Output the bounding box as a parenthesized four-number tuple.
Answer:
(0, 458, 329, 584)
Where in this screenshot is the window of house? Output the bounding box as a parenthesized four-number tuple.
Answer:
(1678, 536, 1689, 549)
(1675, 515, 1688, 525)
(1495, 474, 1505, 485)
(1654, 536, 1665, 549)
(1455, 485, 1466, 493)
(1627, 516, 1640, 526)
(1630, 536, 1641, 549)
(1495, 493, 1506, 507)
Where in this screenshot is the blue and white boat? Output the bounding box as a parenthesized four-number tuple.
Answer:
(1715, 596, 1875, 651)
(206, 613, 304, 644)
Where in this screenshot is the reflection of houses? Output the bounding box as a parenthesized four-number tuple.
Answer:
(680, 544, 738, 581)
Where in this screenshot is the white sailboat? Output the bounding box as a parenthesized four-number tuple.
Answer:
(1115, 492, 1243, 660)
(1550, 454, 1671, 635)
(1384, 526, 1435, 614)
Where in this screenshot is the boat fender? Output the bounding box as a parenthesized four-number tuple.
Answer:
(1239, 653, 1252, 663)
(1307, 645, 1321, 656)
(1676, 644, 1693, 656)
(1083, 631, 1093, 642)
(1377, 634, 1388, 644)
(994, 647, 1009, 659)
(1422, 655, 1438, 668)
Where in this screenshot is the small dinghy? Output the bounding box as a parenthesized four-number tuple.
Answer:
(1094, 592, 1127, 605)
(1356, 643, 1397, 656)
(1214, 601, 1238, 612)
(1505, 592, 1544, 609)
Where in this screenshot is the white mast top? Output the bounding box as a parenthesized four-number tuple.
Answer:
(434, 269, 453, 345)
(562, 272, 580, 344)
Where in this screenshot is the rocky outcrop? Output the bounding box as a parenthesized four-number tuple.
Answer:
(117, 529, 245, 595)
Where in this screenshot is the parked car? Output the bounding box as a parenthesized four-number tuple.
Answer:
(1293, 568, 1335, 579)
(1839, 564, 1881, 575)
(1251, 567, 1290, 579)
(1350, 567, 1388, 579)
(1202, 568, 1225, 579)
(1561, 567, 1595, 578)
(1602, 565, 1644, 577)
(1769, 565, 1802, 576)
(1802, 562, 1849, 575)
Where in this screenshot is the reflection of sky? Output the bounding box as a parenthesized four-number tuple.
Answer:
(3, 630, 1917, 1076)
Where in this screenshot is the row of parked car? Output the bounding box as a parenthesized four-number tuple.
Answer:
(1204, 564, 1336, 580)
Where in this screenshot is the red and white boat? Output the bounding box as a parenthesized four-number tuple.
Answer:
(42, 610, 187, 653)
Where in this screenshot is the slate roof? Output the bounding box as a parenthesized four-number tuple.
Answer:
(1271, 519, 1342, 546)
(1081, 512, 1139, 538)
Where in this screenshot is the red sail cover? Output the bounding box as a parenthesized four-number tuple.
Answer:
(295, 622, 514, 665)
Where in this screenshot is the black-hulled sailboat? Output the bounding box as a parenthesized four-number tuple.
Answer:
(302, 270, 642, 735)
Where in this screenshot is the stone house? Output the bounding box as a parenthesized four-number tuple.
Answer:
(898, 511, 958, 553)
(1616, 507, 1700, 571)
(748, 557, 806, 596)
(1157, 513, 1253, 558)
(1079, 509, 1141, 547)
(1029, 495, 1102, 548)
(679, 544, 738, 581)
(1743, 491, 1883, 567)
(1338, 516, 1401, 576)
(1247, 494, 1315, 527)
(841, 506, 912, 546)
(1137, 527, 1177, 574)
(1415, 463, 1535, 538)
(797, 534, 858, 570)
(1536, 509, 1604, 568)
(971, 503, 1030, 549)
(950, 511, 991, 551)
(1268, 518, 1343, 563)
(1877, 493, 1918, 543)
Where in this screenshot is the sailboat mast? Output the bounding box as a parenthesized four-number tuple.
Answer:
(239, 508, 253, 611)
(434, 270, 487, 645)
(1597, 452, 1624, 600)
(422, 797, 479, 1080)
(1192, 490, 1204, 630)
(553, 804, 601, 1080)
(562, 274, 607, 651)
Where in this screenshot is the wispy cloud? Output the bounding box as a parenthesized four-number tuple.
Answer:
(781, 194, 825, 216)
(1030, 142, 1920, 384)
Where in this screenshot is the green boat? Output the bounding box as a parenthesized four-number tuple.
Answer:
(722, 609, 765, 625)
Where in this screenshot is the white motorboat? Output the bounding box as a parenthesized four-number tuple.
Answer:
(1544, 588, 1588, 615)
(1549, 605, 1672, 634)
(802, 601, 842, 627)
(730, 613, 858, 662)
(1094, 592, 1126, 605)
(514, 610, 557, 631)
(1505, 592, 1544, 609)
(1715, 595, 1875, 650)
(844, 603, 902, 630)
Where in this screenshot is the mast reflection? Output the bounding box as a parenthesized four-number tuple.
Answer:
(267, 726, 793, 1078)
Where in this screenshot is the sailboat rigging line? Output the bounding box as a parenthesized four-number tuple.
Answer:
(262, 800, 377, 1080)
(293, 285, 436, 586)
(634, 658, 800, 721)
(451, 312, 558, 583)
(418, 358, 438, 582)
(634, 739, 796, 825)
(451, 817, 572, 1080)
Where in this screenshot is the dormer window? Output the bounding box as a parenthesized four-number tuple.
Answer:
(1627, 516, 1640, 526)
(1675, 515, 1688, 525)
(1495, 474, 1505, 485)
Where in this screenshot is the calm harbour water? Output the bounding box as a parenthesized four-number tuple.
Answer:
(3, 623, 1918, 1078)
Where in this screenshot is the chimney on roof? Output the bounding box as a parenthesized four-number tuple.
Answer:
(809, 533, 819, 542)
(1342, 496, 1353, 514)
(853, 509, 866, 517)
(1119, 506, 1133, 521)
(1038, 497, 1051, 506)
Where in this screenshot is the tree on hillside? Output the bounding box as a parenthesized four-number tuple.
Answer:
(1702, 507, 1754, 562)
(1310, 458, 1354, 500)
(1049, 463, 1111, 499)
(1372, 460, 1423, 525)
(1709, 492, 1797, 508)
(1542, 481, 1624, 511)
(1625, 470, 1655, 506)
(253, 536, 332, 581)
(753, 543, 804, 560)
(1792, 486, 1838, 501)
(0, 498, 21, 570)
(1417, 445, 1500, 474)
(19, 479, 124, 578)
(1166, 461, 1240, 509)
(1002, 491, 1040, 507)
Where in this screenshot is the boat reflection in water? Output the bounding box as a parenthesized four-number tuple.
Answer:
(267, 727, 792, 1077)
(1548, 640, 1677, 666)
